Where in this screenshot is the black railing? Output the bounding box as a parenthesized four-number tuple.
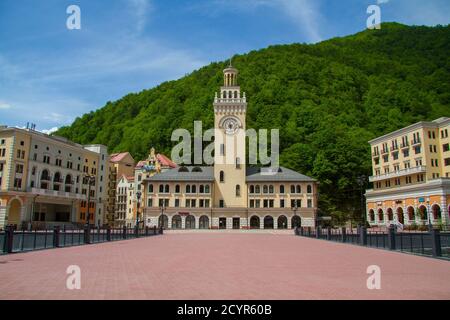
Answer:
(1, 225, 162, 255)
(295, 226, 450, 260)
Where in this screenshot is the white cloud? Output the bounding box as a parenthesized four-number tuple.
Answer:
(128, 0, 153, 33)
(204, 0, 323, 43)
(40, 127, 59, 135)
(0, 102, 12, 110)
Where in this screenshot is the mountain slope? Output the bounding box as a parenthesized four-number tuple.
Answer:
(55, 23, 450, 223)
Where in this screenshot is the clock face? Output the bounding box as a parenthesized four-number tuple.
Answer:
(222, 117, 240, 135)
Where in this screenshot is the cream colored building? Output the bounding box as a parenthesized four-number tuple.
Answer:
(366, 117, 450, 227)
(116, 174, 135, 227)
(142, 65, 318, 229)
(0, 126, 109, 229)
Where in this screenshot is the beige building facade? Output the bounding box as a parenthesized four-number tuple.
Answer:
(142, 65, 318, 229)
(0, 126, 109, 229)
(366, 117, 450, 227)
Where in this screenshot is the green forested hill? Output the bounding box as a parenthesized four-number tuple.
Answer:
(55, 23, 450, 223)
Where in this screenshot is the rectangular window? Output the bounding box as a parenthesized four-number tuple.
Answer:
(250, 200, 254, 208)
(255, 200, 260, 208)
(205, 199, 210, 208)
(280, 199, 284, 208)
(219, 200, 224, 208)
(307, 199, 312, 208)
(443, 143, 449, 152)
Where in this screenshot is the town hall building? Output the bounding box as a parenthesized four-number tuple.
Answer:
(142, 64, 318, 229)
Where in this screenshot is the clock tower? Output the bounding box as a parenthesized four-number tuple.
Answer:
(213, 63, 247, 208)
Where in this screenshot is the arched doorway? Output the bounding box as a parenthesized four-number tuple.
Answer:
(172, 215, 182, 229)
(250, 216, 260, 229)
(418, 205, 427, 220)
(396, 207, 404, 224)
(158, 214, 168, 229)
(369, 209, 375, 222)
(185, 215, 195, 229)
(407, 206, 415, 221)
(291, 215, 301, 228)
(277, 215, 288, 229)
(8, 198, 22, 227)
(199, 215, 209, 229)
(432, 204, 441, 220)
(377, 209, 384, 222)
(387, 208, 393, 221)
(264, 216, 274, 229)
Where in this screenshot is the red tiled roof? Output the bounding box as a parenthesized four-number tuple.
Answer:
(110, 152, 130, 163)
(157, 153, 177, 168)
(135, 160, 146, 168)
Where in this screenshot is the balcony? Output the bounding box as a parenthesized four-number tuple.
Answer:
(411, 139, 421, 146)
(380, 148, 389, 155)
(369, 165, 427, 182)
(27, 187, 86, 200)
(400, 142, 409, 149)
(390, 145, 399, 152)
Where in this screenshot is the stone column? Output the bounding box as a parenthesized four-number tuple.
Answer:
(273, 217, 278, 229)
(259, 217, 264, 229)
(181, 216, 186, 229)
(440, 196, 448, 226)
(240, 217, 247, 229)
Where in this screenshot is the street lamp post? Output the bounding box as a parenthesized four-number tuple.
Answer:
(292, 203, 299, 228)
(427, 200, 433, 232)
(357, 175, 367, 227)
(159, 203, 165, 229)
(136, 191, 141, 236)
(84, 175, 96, 243)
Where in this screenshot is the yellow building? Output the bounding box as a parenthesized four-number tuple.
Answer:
(366, 117, 450, 227)
(0, 126, 109, 229)
(106, 152, 135, 227)
(142, 65, 318, 229)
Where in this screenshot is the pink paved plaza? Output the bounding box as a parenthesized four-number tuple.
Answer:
(0, 231, 449, 300)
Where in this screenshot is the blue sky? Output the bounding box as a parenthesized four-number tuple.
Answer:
(1, 0, 449, 133)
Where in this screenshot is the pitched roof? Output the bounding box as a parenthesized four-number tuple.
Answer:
(246, 166, 316, 182)
(157, 153, 177, 168)
(110, 152, 131, 163)
(144, 166, 214, 182)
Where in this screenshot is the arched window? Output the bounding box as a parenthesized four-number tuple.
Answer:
(148, 184, 153, 193)
(432, 204, 441, 220)
(269, 185, 274, 194)
(178, 166, 189, 172)
(192, 167, 202, 172)
(220, 171, 224, 182)
(296, 185, 301, 193)
(407, 206, 415, 221)
(175, 184, 180, 193)
(378, 209, 384, 222)
(249, 185, 255, 194)
(186, 185, 191, 193)
(263, 185, 268, 194)
(191, 185, 197, 193)
(205, 185, 210, 193)
(234, 91, 238, 98)
(369, 209, 375, 222)
(236, 185, 241, 197)
(53, 172, 61, 182)
(199, 185, 204, 193)
(279, 185, 285, 194)
(223, 91, 227, 99)
(228, 90, 232, 98)
(307, 185, 312, 193)
(255, 185, 260, 193)
(164, 184, 170, 193)
(159, 184, 164, 193)
(290, 185, 295, 193)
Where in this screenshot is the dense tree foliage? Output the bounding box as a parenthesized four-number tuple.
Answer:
(56, 23, 450, 224)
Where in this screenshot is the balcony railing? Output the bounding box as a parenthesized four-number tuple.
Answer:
(27, 187, 86, 200)
(400, 142, 409, 149)
(411, 139, 421, 146)
(369, 165, 427, 182)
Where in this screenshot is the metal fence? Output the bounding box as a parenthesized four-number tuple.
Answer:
(295, 226, 450, 260)
(1, 225, 162, 255)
